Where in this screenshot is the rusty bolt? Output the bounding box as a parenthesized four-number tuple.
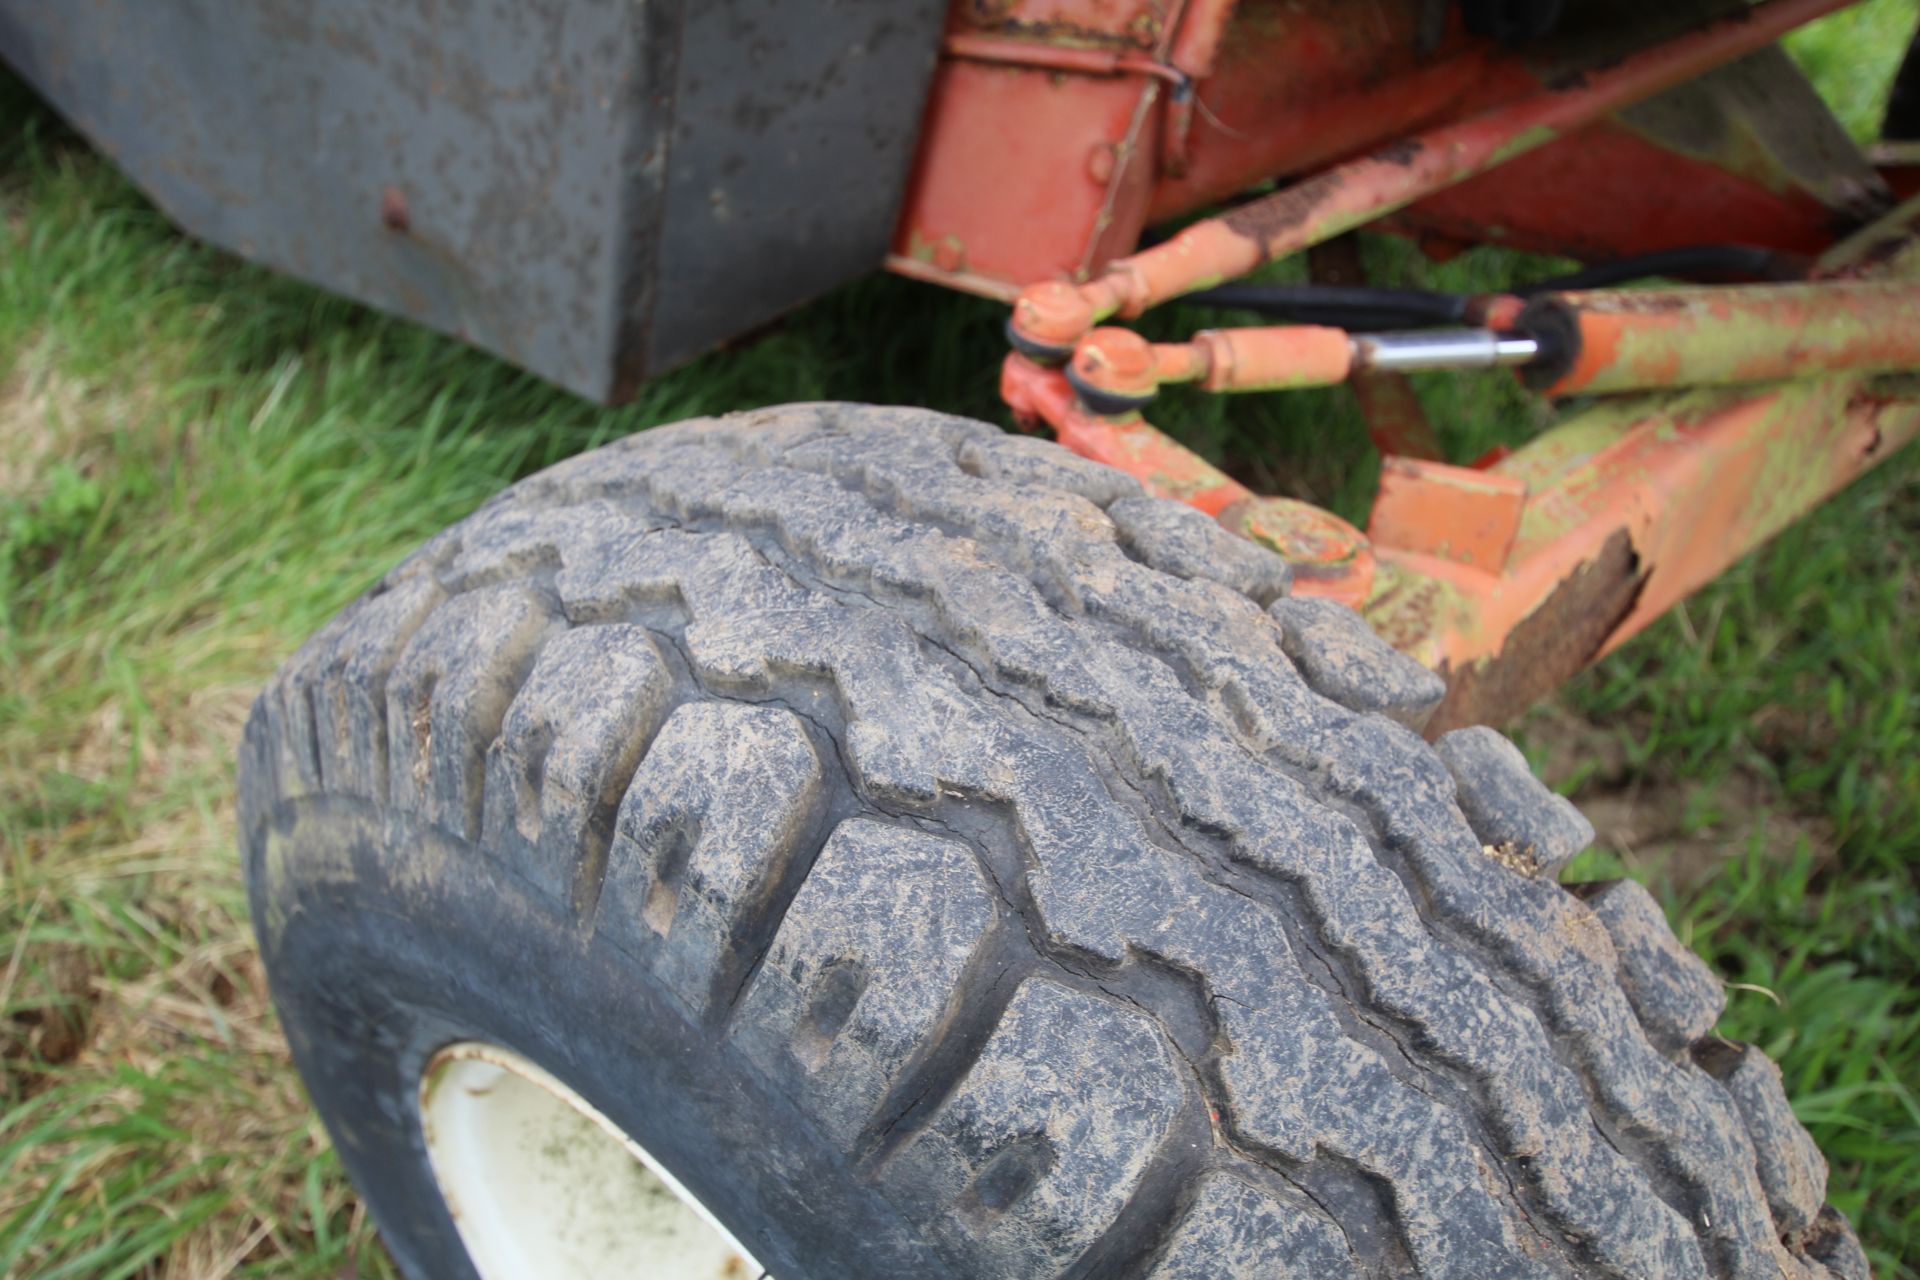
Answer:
(1221, 496, 1376, 607)
(380, 186, 410, 233)
(1013, 280, 1099, 350)
(1072, 328, 1158, 397)
(1087, 143, 1117, 185)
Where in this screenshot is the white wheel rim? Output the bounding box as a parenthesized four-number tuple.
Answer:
(419, 1041, 768, 1280)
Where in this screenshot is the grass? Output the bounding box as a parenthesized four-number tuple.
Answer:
(2, 3, 1918, 1274)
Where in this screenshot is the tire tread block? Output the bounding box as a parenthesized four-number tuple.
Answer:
(731, 818, 1000, 1140)
(1435, 726, 1595, 878)
(384, 585, 563, 841)
(1587, 879, 1727, 1053)
(895, 977, 1182, 1278)
(1146, 1171, 1353, 1280)
(1269, 595, 1446, 730)
(481, 624, 674, 905)
(1696, 1040, 1829, 1236)
(599, 701, 824, 1015)
(1108, 495, 1292, 605)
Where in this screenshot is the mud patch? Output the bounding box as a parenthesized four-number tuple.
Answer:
(1, 937, 96, 1095)
(1524, 699, 1836, 892)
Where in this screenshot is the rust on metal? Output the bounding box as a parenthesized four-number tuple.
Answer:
(1351, 374, 1445, 462)
(1218, 166, 1354, 246)
(1420, 531, 1646, 736)
(1219, 496, 1377, 608)
(958, 0, 1169, 50)
(941, 32, 1187, 83)
(379, 185, 410, 233)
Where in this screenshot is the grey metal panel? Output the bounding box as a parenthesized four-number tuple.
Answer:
(0, 0, 946, 403)
(646, 0, 945, 380)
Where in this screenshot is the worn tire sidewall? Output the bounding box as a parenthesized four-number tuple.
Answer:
(247, 792, 934, 1280)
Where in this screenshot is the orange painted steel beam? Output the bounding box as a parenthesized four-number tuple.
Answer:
(1522, 281, 1920, 396)
(1366, 377, 1920, 732)
(1370, 460, 1526, 574)
(1361, 195, 1920, 729)
(1008, 0, 1856, 353)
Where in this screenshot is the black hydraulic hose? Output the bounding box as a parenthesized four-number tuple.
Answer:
(1172, 245, 1802, 331)
(1513, 244, 1804, 295)
(1881, 30, 1920, 140)
(1179, 283, 1472, 330)
(1459, 0, 1566, 42)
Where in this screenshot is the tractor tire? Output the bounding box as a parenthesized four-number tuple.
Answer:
(240, 404, 1867, 1280)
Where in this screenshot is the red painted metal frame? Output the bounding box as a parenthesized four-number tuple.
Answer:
(892, 0, 1864, 302)
(1392, 120, 1843, 263)
(1005, 0, 1858, 352)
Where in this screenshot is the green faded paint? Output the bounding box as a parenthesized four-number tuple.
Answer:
(904, 230, 939, 265)
(1358, 173, 1920, 705)
(1494, 400, 1656, 490)
(1361, 559, 1488, 662)
(1498, 385, 1748, 551)
(1487, 123, 1560, 169)
(1543, 281, 1920, 396)
(1226, 368, 1349, 393)
(1732, 379, 1879, 547)
(1819, 192, 1920, 278)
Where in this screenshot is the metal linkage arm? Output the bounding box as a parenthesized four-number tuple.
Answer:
(1065, 281, 1920, 411)
(1063, 325, 1538, 413)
